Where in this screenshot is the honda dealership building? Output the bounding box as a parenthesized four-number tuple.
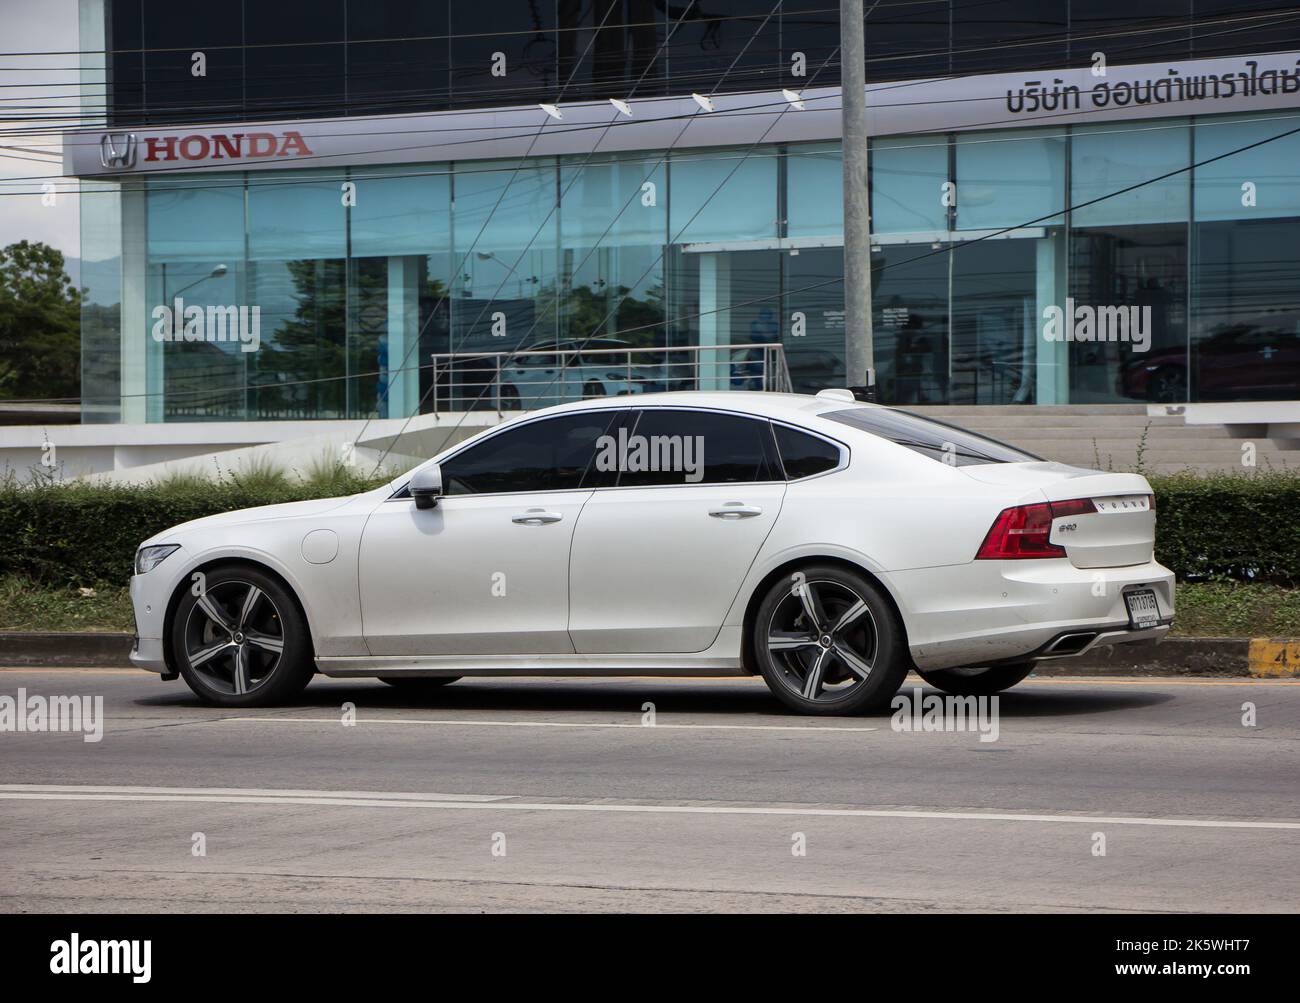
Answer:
(69, 2, 1300, 424)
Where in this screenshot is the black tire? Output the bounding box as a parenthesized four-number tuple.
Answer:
(751, 563, 908, 715)
(916, 662, 1035, 696)
(379, 676, 462, 691)
(582, 380, 603, 400)
(170, 563, 314, 707)
(500, 385, 521, 410)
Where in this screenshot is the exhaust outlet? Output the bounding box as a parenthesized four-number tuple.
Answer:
(1044, 631, 1097, 656)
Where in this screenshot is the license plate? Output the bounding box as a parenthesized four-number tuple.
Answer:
(1125, 589, 1160, 629)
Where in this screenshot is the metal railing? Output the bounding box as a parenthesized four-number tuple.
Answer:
(430, 342, 793, 413)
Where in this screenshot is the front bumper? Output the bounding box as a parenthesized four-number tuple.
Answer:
(888, 558, 1175, 672)
(130, 635, 169, 674)
(128, 558, 184, 674)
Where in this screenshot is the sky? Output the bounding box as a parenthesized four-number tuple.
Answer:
(0, 0, 83, 270)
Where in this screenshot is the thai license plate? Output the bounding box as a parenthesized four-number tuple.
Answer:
(1125, 589, 1160, 629)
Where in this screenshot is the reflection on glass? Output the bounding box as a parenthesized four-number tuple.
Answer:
(951, 239, 1041, 404)
(1192, 217, 1300, 402)
(871, 246, 949, 404)
(1070, 224, 1187, 403)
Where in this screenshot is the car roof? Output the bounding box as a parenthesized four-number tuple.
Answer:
(521, 390, 882, 423)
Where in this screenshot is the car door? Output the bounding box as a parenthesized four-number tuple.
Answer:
(359, 409, 624, 656)
(568, 407, 787, 653)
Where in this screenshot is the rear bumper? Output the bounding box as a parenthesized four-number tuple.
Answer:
(887, 558, 1175, 671)
(1027, 621, 1171, 661)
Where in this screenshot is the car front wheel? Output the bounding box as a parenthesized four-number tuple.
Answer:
(915, 662, 1035, 696)
(170, 564, 315, 707)
(752, 564, 908, 715)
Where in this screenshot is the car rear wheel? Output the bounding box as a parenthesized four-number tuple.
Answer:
(170, 564, 314, 707)
(752, 564, 908, 715)
(915, 662, 1035, 696)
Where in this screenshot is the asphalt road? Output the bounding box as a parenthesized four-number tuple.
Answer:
(1, 666, 1297, 913)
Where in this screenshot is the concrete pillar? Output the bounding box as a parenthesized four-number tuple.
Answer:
(119, 179, 154, 423)
(697, 252, 731, 391)
(1035, 233, 1069, 405)
(385, 256, 421, 418)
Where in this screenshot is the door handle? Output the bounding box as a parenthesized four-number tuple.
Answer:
(709, 503, 762, 519)
(512, 509, 563, 525)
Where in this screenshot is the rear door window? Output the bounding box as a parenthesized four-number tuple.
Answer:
(614, 409, 779, 486)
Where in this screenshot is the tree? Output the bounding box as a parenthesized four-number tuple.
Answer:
(0, 240, 81, 400)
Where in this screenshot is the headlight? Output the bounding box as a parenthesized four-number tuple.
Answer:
(135, 544, 180, 575)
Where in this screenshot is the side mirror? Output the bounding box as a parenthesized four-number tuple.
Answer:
(410, 463, 443, 510)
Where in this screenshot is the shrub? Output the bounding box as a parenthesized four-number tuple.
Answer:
(0, 473, 388, 586)
(1, 469, 1297, 588)
(1149, 471, 1300, 586)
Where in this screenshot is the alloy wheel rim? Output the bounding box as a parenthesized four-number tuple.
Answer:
(182, 580, 285, 696)
(766, 579, 877, 703)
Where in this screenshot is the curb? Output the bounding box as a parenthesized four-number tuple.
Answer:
(0, 632, 135, 668)
(1031, 637, 1253, 677)
(1, 632, 1297, 677)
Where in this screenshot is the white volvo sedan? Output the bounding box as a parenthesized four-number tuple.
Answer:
(129, 391, 1173, 715)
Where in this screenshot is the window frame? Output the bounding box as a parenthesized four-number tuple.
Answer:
(769, 418, 849, 481)
(605, 406, 785, 490)
(389, 407, 632, 500)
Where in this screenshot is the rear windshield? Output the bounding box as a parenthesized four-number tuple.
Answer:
(823, 408, 1041, 466)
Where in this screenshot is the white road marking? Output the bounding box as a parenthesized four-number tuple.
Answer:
(2, 784, 1298, 831)
(0, 783, 506, 803)
(223, 717, 879, 733)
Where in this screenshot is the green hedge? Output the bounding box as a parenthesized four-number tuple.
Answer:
(1, 471, 1297, 587)
(0, 474, 386, 587)
(1149, 472, 1300, 586)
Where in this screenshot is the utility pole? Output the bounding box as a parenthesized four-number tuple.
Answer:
(840, 0, 874, 397)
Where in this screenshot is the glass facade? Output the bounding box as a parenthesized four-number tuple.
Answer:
(80, 108, 1300, 420)
(103, 1, 1300, 125)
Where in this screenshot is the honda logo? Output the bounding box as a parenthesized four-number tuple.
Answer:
(99, 133, 137, 169)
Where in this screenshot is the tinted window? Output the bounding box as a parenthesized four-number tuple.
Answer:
(441, 411, 619, 495)
(616, 410, 778, 487)
(774, 425, 842, 479)
(824, 408, 1041, 466)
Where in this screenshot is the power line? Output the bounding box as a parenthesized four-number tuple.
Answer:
(344, 0, 706, 462)
(0, 4, 1288, 132)
(0, 0, 1199, 59)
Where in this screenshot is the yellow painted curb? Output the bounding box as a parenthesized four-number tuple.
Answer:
(1247, 639, 1300, 678)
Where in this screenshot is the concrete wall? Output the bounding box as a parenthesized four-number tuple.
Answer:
(3, 402, 1298, 485)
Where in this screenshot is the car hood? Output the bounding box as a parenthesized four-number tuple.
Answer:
(139, 494, 359, 548)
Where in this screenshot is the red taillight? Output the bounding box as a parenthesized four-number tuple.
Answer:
(975, 498, 1096, 560)
(1148, 493, 1157, 513)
